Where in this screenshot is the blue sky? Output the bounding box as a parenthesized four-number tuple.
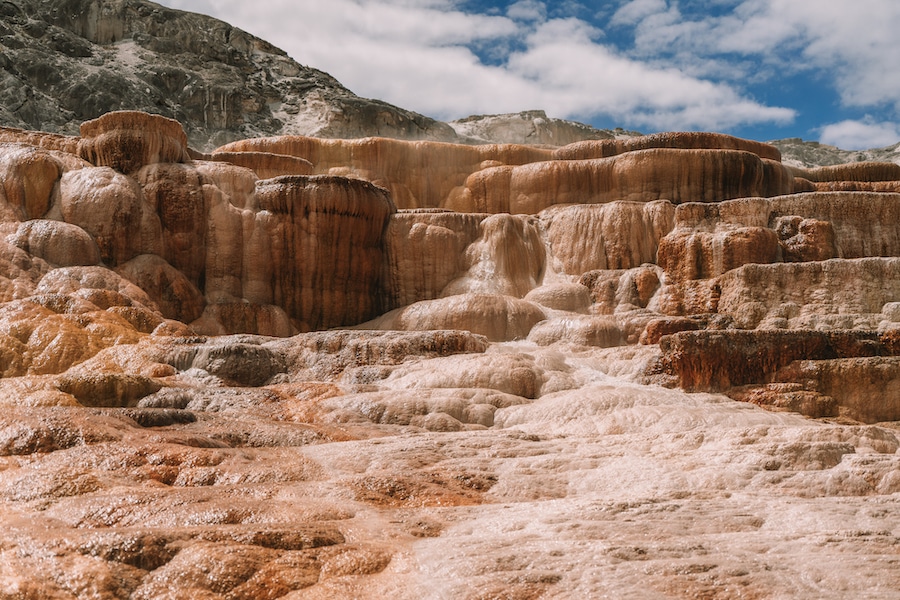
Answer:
(157, 0, 900, 149)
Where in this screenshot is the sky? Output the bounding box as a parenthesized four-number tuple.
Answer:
(155, 0, 900, 149)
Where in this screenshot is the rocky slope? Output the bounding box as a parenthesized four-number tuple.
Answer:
(0, 0, 461, 149)
(0, 110, 899, 598)
(2, 0, 896, 164)
(0, 1, 899, 598)
(771, 137, 900, 168)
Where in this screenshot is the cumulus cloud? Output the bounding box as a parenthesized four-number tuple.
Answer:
(507, 0, 547, 23)
(620, 0, 900, 113)
(154, 0, 794, 133)
(610, 0, 668, 27)
(819, 119, 900, 150)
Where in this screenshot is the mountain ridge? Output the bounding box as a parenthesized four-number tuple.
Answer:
(1, 0, 897, 162)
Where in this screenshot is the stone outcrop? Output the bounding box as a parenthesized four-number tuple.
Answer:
(78, 110, 190, 173)
(1, 0, 900, 587)
(5, 110, 898, 354)
(448, 110, 622, 146)
(554, 131, 783, 162)
(1, 109, 900, 599)
(458, 148, 795, 214)
(0, 0, 459, 149)
(655, 329, 900, 423)
(217, 135, 554, 210)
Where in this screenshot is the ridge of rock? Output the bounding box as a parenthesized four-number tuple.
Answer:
(0, 0, 458, 149)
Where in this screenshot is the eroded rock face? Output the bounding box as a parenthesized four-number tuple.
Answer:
(79, 110, 189, 173)
(1, 112, 900, 599)
(0, 0, 459, 148)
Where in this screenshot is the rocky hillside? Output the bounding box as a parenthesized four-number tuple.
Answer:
(770, 137, 900, 168)
(1, 3, 900, 597)
(0, 0, 462, 149)
(8, 0, 892, 162)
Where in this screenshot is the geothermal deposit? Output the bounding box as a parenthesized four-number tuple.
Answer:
(0, 110, 898, 598)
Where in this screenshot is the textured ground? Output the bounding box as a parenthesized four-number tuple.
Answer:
(1, 340, 898, 599)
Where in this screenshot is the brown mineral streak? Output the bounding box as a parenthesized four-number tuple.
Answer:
(1, 105, 899, 600)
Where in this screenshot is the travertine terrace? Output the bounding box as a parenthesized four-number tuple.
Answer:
(0, 111, 899, 598)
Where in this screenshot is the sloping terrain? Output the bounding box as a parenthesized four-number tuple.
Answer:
(0, 111, 898, 598)
(0, 0, 460, 148)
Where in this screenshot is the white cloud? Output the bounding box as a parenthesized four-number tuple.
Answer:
(819, 118, 900, 150)
(621, 0, 900, 113)
(154, 0, 795, 132)
(507, 0, 547, 23)
(610, 0, 668, 27)
(506, 18, 795, 130)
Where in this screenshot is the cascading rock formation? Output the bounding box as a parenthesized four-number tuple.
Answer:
(1, 111, 899, 598)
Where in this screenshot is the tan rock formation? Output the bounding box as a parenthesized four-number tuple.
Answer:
(440, 213, 545, 299)
(716, 258, 900, 329)
(579, 265, 664, 314)
(657, 329, 895, 390)
(3, 111, 900, 598)
(791, 161, 900, 183)
(0, 143, 64, 222)
(813, 180, 900, 192)
(523, 283, 592, 313)
(216, 135, 553, 210)
(9, 219, 100, 267)
(554, 131, 783, 162)
(363, 294, 546, 342)
(772, 357, 900, 423)
(136, 163, 207, 282)
(254, 175, 395, 330)
(527, 315, 623, 347)
(207, 151, 314, 180)
(0, 126, 81, 155)
(116, 254, 206, 324)
(656, 329, 900, 423)
(542, 201, 674, 274)
(461, 148, 795, 214)
(380, 210, 485, 310)
(78, 111, 190, 173)
(768, 192, 900, 258)
(59, 166, 145, 265)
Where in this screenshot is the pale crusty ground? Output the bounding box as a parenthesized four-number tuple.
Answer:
(1, 342, 897, 599)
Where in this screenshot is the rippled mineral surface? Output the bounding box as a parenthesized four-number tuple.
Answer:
(0, 111, 898, 598)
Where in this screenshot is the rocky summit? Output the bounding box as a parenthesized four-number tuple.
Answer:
(1, 3, 900, 600)
(0, 0, 465, 149)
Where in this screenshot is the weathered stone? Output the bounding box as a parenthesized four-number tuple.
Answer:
(79, 111, 189, 173)
(10, 219, 100, 267)
(656, 329, 899, 392)
(364, 294, 546, 342)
